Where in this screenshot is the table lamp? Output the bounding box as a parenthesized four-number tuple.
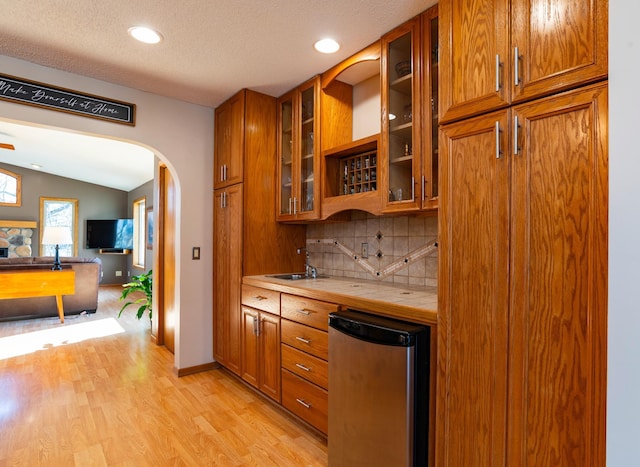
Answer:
(42, 226, 72, 271)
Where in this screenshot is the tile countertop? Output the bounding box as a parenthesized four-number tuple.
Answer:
(242, 275, 438, 326)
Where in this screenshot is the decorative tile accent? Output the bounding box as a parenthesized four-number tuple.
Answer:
(305, 214, 438, 287)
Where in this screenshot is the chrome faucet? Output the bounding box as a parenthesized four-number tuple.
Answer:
(296, 247, 317, 278)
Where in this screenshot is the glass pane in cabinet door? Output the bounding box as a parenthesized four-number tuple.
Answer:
(280, 99, 293, 215)
(430, 17, 439, 198)
(300, 87, 315, 212)
(387, 32, 414, 203)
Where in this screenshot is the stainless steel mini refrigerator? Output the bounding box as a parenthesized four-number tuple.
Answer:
(328, 309, 430, 466)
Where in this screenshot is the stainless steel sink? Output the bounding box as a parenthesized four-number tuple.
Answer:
(268, 273, 328, 280)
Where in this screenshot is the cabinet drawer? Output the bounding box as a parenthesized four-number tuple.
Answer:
(281, 294, 339, 330)
(282, 369, 328, 434)
(241, 285, 280, 315)
(281, 319, 328, 360)
(281, 344, 328, 390)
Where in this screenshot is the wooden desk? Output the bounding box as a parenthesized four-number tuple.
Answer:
(0, 269, 75, 323)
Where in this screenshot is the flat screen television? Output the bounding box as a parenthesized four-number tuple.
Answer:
(86, 219, 134, 250)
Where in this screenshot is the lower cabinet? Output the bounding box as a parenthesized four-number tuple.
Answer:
(281, 369, 329, 434)
(239, 286, 339, 435)
(241, 306, 281, 402)
(280, 293, 339, 435)
(241, 285, 282, 402)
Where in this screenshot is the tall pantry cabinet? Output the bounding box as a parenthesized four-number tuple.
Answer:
(213, 89, 305, 376)
(437, 0, 608, 466)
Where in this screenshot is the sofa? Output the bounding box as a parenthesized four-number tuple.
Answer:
(0, 256, 102, 321)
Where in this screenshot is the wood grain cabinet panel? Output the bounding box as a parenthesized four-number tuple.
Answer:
(437, 83, 608, 467)
(439, 0, 607, 123)
(282, 369, 328, 435)
(281, 319, 329, 361)
(213, 89, 305, 379)
(281, 343, 328, 390)
(280, 294, 338, 331)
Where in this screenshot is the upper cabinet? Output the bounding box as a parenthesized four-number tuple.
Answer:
(320, 42, 382, 219)
(380, 16, 422, 213)
(439, 0, 608, 123)
(214, 91, 245, 189)
(380, 8, 439, 214)
(277, 77, 322, 221)
(420, 7, 439, 210)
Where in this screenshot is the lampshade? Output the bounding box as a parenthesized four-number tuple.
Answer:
(42, 226, 73, 245)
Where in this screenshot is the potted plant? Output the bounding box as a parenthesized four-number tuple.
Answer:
(118, 269, 153, 320)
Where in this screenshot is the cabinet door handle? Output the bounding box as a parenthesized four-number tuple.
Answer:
(514, 47, 520, 86)
(411, 176, 415, 201)
(421, 176, 426, 202)
(221, 191, 227, 208)
(293, 197, 298, 215)
(514, 115, 520, 155)
(495, 54, 501, 92)
(495, 122, 502, 159)
(220, 165, 224, 182)
(295, 363, 311, 372)
(296, 308, 311, 315)
(295, 336, 311, 344)
(288, 198, 292, 215)
(253, 316, 259, 336)
(296, 398, 312, 409)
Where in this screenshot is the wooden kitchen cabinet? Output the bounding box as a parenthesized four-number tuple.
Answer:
(241, 305, 281, 402)
(380, 7, 439, 213)
(280, 293, 338, 434)
(437, 83, 608, 467)
(277, 77, 322, 221)
(420, 7, 439, 210)
(380, 16, 422, 213)
(439, 0, 608, 124)
(213, 89, 305, 377)
(213, 185, 243, 375)
(214, 91, 244, 189)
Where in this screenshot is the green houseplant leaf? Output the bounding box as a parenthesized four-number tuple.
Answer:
(118, 269, 153, 320)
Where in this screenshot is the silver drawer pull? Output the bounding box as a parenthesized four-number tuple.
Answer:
(296, 398, 311, 409)
(295, 363, 311, 372)
(295, 336, 311, 344)
(255, 295, 268, 301)
(296, 309, 311, 315)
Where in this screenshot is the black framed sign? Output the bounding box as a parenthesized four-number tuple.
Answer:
(0, 73, 135, 125)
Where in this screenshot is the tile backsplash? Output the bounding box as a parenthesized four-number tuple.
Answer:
(306, 212, 438, 287)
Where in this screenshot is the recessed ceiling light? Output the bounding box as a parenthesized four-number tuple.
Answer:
(30, 163, 42, 170)
(128, 26, 163, 44)
(314, 38, 340, 54)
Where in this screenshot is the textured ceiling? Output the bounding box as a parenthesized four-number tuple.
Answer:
(0, 0, 435, 108)
(0, 0, 436, 190)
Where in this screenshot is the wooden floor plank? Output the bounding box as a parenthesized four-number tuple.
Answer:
(0, 286, 327, 466)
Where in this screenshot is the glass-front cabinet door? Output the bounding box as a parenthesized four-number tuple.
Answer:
(278, 93, 294, 218)
(381, 17, 421, 213)
(277, 77, 320, 221)
(421, 6, 439, 210)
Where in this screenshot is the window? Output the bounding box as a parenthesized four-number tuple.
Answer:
(40, 197, 78, 256)
(0, 168, 21, 206)
(132, 197, 146, 269)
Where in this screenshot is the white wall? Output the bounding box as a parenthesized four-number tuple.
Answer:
(0, 55, 214, 371)
(609, 3, 640, 465)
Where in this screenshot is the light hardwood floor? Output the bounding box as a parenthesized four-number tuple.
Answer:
(0, 286, 328, 466)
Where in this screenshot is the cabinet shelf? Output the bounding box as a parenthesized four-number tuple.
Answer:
(390, 73, 413, 95)
(391, 154, 414, 164)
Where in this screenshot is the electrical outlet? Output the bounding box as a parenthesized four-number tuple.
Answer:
(115, 270, 122, 277)
(361, 242, 369, 259)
